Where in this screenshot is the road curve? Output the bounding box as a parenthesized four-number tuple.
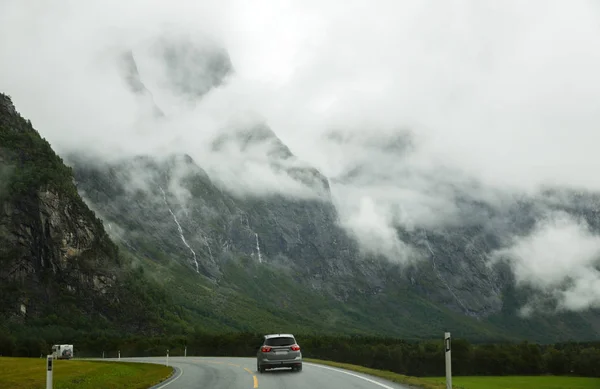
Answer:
(103, 356, 410, 389)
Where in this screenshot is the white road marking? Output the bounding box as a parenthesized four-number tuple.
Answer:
(305, 363, 397, 389)
(153, 366, 183, 389)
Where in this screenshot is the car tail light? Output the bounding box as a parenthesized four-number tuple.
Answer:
(261, 346, 272, 352)
(290, 344, 300, 351)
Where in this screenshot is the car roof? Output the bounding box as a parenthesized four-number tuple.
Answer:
(264, 333, 295, 339)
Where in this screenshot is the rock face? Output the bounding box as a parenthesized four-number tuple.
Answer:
(69, 148, 364, 289)
(0, 93, 119, 322)
(119, 32, 233, 102)
(155, 34, 233, 99)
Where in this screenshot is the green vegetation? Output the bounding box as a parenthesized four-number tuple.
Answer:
(301, 336, 600, 378)
(422, 376, 600, 389)
(0, 95, 93, 215)
(306, 358, 444, 389)
(0, 357, 172, 389)
(307, 359, 600, 389)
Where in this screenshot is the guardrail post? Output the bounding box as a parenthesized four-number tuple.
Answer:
(46, 355, 53, 389)
(445, 332, 452, 389)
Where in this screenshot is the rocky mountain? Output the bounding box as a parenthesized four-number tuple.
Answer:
(0, 93, 188, 341)
(118, 32, 233, 117)
(0, 93, 115, 318)
(66, 124, 600, 342)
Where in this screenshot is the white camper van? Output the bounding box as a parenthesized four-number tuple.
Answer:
(51, 344, 73, 360)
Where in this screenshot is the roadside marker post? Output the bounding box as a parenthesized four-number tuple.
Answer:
(166, 349, 169, 367)
(445, 332, 452, 389)
(118, 350, 121, 361)
(46, 355, 53, 389)
(184, 346, 187, 358)
(102, 351, 104, 359)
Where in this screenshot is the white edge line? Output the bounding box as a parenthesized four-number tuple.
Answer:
(153, 366, 183, 389)
(305, 362, 397, 389)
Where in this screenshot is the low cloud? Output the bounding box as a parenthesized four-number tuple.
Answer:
(340, 195, 417, 262)
(491, 212, 600, 313)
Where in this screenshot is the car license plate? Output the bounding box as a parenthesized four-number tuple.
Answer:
(275, 350, 287, 355)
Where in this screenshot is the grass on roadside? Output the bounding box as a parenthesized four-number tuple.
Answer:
(423, 375, 600, 389)
(304, 358, 444, 389)
(305, 358, 600, 389)
(0, 357, 173, 389)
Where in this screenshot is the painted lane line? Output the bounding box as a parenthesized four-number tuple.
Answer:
(242, 367, 258, 388)
(229, 363, 241, 367)
(305, 363, 396, 389)
(152, 366, 183, 389)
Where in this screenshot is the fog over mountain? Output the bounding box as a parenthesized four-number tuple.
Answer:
(2, 0, 600, 314)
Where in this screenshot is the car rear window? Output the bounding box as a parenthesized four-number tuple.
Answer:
(265, 337, 295, 346)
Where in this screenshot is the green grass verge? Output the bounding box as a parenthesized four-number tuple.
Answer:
(0, 357, 173, 389)
(423, 376, 600, 389)
(304, 358, 445, 389)
(305, 359, 600, 389)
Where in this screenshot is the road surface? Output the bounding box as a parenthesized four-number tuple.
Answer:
(105, 357, 410, 389)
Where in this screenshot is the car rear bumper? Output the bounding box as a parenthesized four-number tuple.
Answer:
(260, 359, 303, 369)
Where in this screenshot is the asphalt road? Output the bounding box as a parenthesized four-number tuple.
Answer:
(107, 357, 410, 389)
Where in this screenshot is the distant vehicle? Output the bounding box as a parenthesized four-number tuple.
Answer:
(256, 333, 302, 373)
(51, 344, 73, 360)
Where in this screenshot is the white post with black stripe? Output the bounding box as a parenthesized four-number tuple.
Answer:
(445, 332, 452, 389)
(46, 355, 53, 389)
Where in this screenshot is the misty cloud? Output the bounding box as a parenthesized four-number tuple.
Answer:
(340, 195, 418, 262)
(2, 0, 600, 307)
(491, 212, 600, 313)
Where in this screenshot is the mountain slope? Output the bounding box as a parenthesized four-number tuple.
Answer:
(67, 132, 600, 342)
(0, 93, 191, 342)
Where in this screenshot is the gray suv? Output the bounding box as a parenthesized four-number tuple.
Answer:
(256, 333, 303, 373)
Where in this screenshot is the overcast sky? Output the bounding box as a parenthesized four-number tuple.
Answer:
(2, 0, 600, 312)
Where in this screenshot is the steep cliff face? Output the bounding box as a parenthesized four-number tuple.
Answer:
(0, 186, 120, 313)
(0, 93, 119, 321)
(68, 146, 365, 290)
(0, 93, 170, 334)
